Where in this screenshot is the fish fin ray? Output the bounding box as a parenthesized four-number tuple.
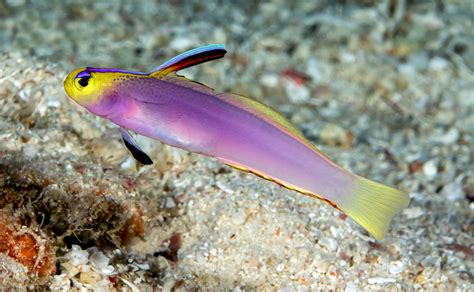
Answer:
(149, 44, 226, 76)
(341, 176, 409, 240)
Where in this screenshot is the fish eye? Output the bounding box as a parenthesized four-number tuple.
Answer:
(74, 71, 94, 90)
(78, 76, 90, 87)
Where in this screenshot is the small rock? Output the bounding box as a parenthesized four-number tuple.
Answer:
(61, 262, 80, 277)
(437, 128, 459, 145)
(162, 277, 176, 292)
(398, 63, 417, 76)
(340, 51, 356, 64)
(326, 265, 338, 279)
(422, 160, 438, 179)
(388, 260, 405, 275)
(283, 78, 310, 103)
(169, 36, 196, 51)
(463, 175, 474, 201)
(368, 277, 396, 284)
(66, 245, 89, 266)
(133, 262, 150, 271)
(216, 181, 234, 194)
(90, 251, 114, 275)
(315, 260, 330, 274)
(50, 274, 71, 290)
(86, 253, 106, 270)
(22, 144, 37, 157)
(260, 74, 279, 88)
(415, 13, 444, 29)
(319, 237, 338, 252)
(434, 110, 456, 126)
(403, 207, 424, 219)
(79, 271, 101, 285)
(319, 123, 351, 148)
(346, 282, 359, 292)
(6, 0, 25, 7)
(164, 197, 177, 209)
(120, 157, 136, 170)
(409, 160, 423, 173)
(306, 57, 330, 83)
(429, 57, 449, 71)
(230, 209, 246, 225)
(442, 177, 465, 201)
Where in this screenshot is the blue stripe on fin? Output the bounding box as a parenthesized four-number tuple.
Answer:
(149, 44, 226, 75)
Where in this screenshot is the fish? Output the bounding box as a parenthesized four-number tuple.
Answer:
(64, 44, 409, 240)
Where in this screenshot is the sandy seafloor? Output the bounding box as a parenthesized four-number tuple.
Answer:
(0, 0, 473, 290)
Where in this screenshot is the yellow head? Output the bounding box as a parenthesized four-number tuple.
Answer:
(64, 67, 121, 107)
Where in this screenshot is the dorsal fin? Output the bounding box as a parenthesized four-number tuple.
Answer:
(149, 44, 226, 76)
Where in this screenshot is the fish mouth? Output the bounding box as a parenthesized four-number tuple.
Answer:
(63, 68, 84, 100)
(63, 74, 75, 99)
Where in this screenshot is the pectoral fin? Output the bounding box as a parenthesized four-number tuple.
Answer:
(149, 44, 226, 76)
(121, 128, 153, 165)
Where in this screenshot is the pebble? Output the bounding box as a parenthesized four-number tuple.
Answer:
(403, 207, 424, 219)
(66, 245, 89, 266)
(367, 277, 396, 285)
(22, 144, 37, 157)
(79, 271, 101, 285)
(329, 226, 339, 238)
(398, 63, 417, 76)
(319, 123, 351, 148)
(315, 261, 330, 274)
(90, 251, 114, 275)
(442, 177, 465, 201)
(422, 160, 438, 179)
(437, 128, 460, 145)
(50, 274, 71, 290)
(230, 209, 247, 225)
(319, 237, 338, 252)
(162, 277, 176, 292)
(6, 0, 26, 7)
(260, 74, 280, 88)
(61, 262, 80, 277)
(346, 282, 359, 291)
(164, 197, 177, 209)
(283, 78, 310, 103)
(120, 156, 136, 170)
(463, 175, 474, 201)
(216, 181, 234, 194)
(388, 261, 405, 275)
(169, 36, 196, 51)
(429, 57, 449, 71)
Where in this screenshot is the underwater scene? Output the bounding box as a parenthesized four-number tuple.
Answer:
(0, 0, 473, 290)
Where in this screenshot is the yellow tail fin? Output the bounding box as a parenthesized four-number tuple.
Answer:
(341, 176, 409, 240)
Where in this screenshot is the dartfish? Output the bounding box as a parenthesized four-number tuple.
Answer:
(64, 44, 409, 240)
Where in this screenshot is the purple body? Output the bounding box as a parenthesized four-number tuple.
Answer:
(96, 76, 354, 206)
